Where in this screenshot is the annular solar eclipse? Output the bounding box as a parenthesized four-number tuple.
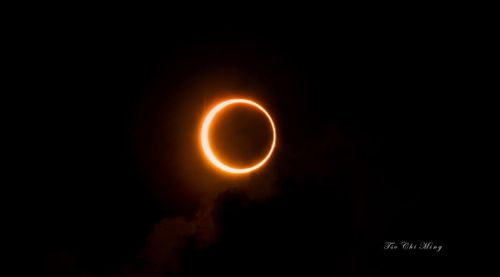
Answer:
(200, 98, 276, 174)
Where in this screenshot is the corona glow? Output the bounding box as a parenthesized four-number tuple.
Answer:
(200, 98, 276, 174)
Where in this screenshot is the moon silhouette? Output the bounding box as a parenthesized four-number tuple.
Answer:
(200, 98, 276, 174)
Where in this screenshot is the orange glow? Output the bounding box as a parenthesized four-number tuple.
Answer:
(200, 98, 276, 174)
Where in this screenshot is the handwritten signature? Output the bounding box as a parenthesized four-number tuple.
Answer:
(384, 241, 443, 252)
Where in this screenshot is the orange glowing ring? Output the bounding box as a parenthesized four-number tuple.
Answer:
(201, 99, 276, 174)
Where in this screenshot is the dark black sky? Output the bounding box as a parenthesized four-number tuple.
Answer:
(23, 13, 455, 276)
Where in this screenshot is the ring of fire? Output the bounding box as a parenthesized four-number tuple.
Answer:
(200, 98, 276, 174)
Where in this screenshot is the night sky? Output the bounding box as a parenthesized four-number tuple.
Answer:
(26, 14, 452, 276)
